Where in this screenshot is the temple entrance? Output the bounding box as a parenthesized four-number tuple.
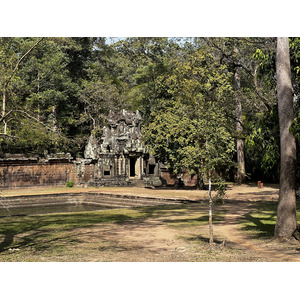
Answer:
(130, 157, 136, 177)
(149, 164, 155, 175)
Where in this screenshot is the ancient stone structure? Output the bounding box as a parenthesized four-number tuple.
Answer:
(0, 192, 184, 213)
(0, 153, 77, 188)
(84, 109, 161, 186)
(0, 110, 178, 189)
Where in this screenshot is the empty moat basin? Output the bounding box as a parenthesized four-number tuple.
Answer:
(0, 203, 114, 217)
(0, 192, 185, 217)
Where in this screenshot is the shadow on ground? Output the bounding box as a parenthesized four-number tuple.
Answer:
(0, 210, 140, 253)
(0, 203, 211, 254)
(238, 201, 277, 239)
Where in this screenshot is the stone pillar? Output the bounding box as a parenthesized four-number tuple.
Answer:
(135, 157, 141, 179)
(139, 156, 143, 179)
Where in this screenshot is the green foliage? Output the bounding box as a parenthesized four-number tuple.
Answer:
(244, 107, 280, 182)
(1, 36, 299, 186)
(290, 37, 300, 93)
(212, 176, 227, 203)
(143, 46, 235, 183)
(252, 46, 276, 90)
(79, 77, 125, 136)
(65, 181, 74, 188)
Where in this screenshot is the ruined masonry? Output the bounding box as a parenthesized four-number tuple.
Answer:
(0, 110, 171, 188)
(82, 109, 161, 186)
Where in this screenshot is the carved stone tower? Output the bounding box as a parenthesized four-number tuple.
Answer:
(85, 109, 160, 186)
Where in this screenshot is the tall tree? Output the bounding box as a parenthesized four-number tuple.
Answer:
(232, 44, 245, 184)
(0, 38, 97, 156)
(143, 46, 235, 187)
(207, 38, 276, 183)
(274, 37, 298, 240)
(0, 38, 44, 135)
(234, 64, 245, 184)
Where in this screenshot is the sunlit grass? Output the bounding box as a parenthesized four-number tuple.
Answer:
(0, 201, 227, 261)
(240, 201, 300, 238)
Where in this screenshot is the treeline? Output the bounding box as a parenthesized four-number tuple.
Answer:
(1, 37, 300, 184)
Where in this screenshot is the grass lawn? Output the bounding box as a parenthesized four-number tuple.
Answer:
(240, 201, 300, 239)
(1, 184, 299, 262)
(0, 203, 229, 262)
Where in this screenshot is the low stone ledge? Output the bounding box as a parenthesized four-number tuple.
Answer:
(0, 191, 197, 210)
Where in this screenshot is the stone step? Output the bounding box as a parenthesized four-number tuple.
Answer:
(86, 194, 181, 205)
(0, 192, 187, 210)
(84, 201, 133, 208)
(84, 198, 171, 207)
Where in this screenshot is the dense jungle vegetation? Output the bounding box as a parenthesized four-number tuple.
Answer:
(1, 37, 300, 185)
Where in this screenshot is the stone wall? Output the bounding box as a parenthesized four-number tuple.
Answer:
(0, 157, 78, 188)
(0, 192, 188, 212)
(160, 168, 177, 186)
(0, 156, 196, 189)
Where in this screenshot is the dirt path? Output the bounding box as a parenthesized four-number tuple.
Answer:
(79, 219, 190, 262)
(2, 183, 300, 262)
(214, 203, 300, 262)
(65, 200, 300, 262)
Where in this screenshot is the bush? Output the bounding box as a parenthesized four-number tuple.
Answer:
(213, 177, 227, 203)
(66, 180, 74, 188)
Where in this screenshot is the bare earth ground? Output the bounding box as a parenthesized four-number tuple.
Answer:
(1, 184, 300, 262)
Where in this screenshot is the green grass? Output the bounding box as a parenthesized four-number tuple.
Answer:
(166, 211, 226, 227)
(0, 202, 228, 261)
(0, 207, 146, 255)
(240, 201, 300, 238)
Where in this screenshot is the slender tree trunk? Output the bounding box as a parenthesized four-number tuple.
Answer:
(195, 167, 205, 190)
(234, 64, 245, 184)
(274, 37, 298, 239)
(52, 105, 58, 132)
(208, 170, 213, 246)
(2, 86, 7, 134)
(37, 72, 40, 122)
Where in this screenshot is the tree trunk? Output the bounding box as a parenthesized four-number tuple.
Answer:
(195, 168, 205, 190)
(2, 86, 7, 135)
(208, 170, 213, 246)
(234, 65, 245, 184)
(196, 176, 205, 190)
(51, 105, 58, 132)
(274, 37, 298, 239)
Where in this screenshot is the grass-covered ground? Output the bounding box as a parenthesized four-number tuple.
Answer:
(0, 203, 228, 261)
(0, 184, 300, 262)
(241, 201, 300, 238)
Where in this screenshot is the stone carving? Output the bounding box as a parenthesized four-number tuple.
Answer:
(84, 134, 99, 160)
(85, 109, 161, 186)
(0, 110, 163, 188)
(100, 109, 146, 156)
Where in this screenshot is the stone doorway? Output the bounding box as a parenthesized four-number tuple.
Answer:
(130, 157, 136, 177)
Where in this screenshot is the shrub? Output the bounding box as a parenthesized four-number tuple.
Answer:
(66, 180, 74, 188)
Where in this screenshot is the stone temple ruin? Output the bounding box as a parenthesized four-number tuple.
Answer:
(84, 109, 161, 186)
(0, 109, 193, 189)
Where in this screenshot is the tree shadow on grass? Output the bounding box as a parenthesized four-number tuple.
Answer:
(164, 214, 226, 227)
(0, 203, 220, 255)
(182, 234, 225, 245)
(239, 202, 277, 239)
(240, 214, 276, 238)
(132, 203, 226, 227)
(0, 211, 138, 253)
(0, 204, 199, 254)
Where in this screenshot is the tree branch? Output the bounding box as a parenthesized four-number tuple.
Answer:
(0, 110, 13, 123)
(209, 38, 273, 112)
(253, 65, 272, 111)
(0, 133, 18, 139)
(13, 109, 58, 133)
(4, 37, 44, 89)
